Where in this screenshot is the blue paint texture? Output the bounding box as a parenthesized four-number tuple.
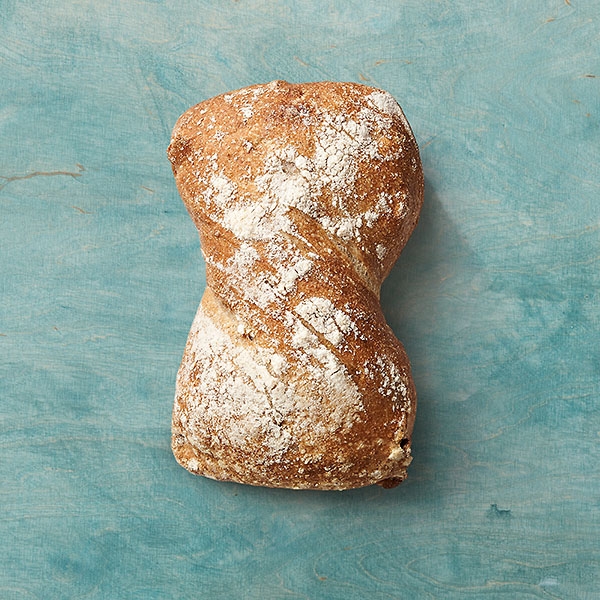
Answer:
(1, 1, 599, 598)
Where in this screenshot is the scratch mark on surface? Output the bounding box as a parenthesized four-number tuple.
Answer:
(141, 185, 155, 193)
(294, 56, 309, 67)
(456, 388, 567, 444)
(0, 164, 85, 192)
(273, 573, 310, 600)
(582, 74, 596, 78)
(488, 503, 512, 518)
(72, 206, 90, 214)
(358, 72, 369, 81)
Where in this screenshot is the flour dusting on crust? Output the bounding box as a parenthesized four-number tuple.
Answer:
(168, 81, 423, 489)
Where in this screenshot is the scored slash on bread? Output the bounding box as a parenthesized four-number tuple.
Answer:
(167, 80, 423, 490)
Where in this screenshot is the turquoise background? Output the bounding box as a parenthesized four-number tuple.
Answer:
(1, 1, 599, 598)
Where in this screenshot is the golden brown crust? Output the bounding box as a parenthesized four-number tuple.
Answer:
(168, 80, 423, 490)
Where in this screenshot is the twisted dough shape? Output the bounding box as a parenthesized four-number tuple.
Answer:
(167, 81, 423, 490)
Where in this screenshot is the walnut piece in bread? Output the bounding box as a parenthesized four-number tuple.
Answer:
(167, 80, 423, 490)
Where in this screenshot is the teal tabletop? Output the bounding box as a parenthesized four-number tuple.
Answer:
(1, 1, 598, 598)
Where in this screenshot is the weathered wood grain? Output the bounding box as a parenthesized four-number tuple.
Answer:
(1, 1, 598, 598)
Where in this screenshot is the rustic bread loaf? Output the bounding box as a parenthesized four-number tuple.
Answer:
(167, 80, 423, 490)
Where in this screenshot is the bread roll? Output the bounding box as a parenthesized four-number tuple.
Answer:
(167, 80, 423, 490)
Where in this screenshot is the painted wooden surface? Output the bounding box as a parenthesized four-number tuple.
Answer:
(1, 1, 598, 598)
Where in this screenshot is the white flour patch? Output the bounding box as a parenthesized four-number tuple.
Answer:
(374, 353, 409, 407)
(366, 90, 403, 118)
(181, 306, 295, 458)
(366, 90, 415, 147)
(284, 309, 364, 428)
(294, 297, 357, 347)
(207, 173, 236, 207)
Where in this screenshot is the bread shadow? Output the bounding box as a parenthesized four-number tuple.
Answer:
(378, 182, 460, 503)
